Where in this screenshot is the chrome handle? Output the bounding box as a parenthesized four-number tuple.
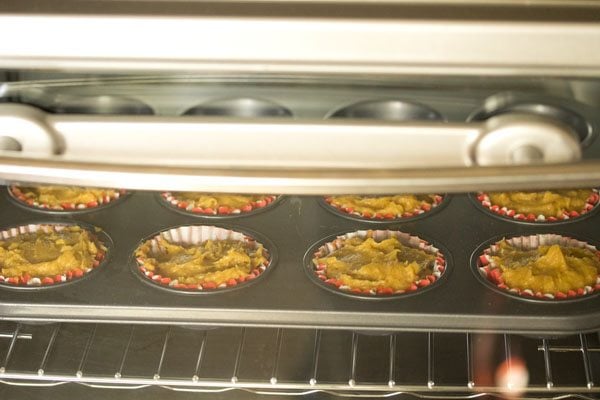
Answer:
(0, 104, 581, 170)
(0, 104, 586, 193)
(0, 157, 598, 194)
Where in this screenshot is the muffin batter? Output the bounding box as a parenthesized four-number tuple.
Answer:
(487, 189, 592, 218)
(314, 236, 435, 291)
(171, 193, 269, 210)
(16, 186, 118, 206)
(0, 226, 101, 279)
(329, 195, 438, 217)
(136, 238, 268, 285)
(491, 240, 600, 294)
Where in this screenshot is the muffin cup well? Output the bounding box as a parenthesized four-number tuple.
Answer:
(467, 97, 593, 146)
(183, 97, 292, 118)
(8, 186, 128, 213)
(0, 222, 110, 289)
(321, 195, 446, 223)
(159, 193, 280, 218)
(473, 189, 599, 224)
(133, 225, 274, 294)
(305, 230, 448, 300)
(39, 94, 154, 115)
(472, 234, 600, 302)
(327, 99, 444, 121)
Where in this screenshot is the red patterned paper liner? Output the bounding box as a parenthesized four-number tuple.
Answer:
(311, 230, 446, 296)
(324, 195, 444, 221)
(477, 234, 600, 300)
(476, 189, 599, 223)
(161, 193, 278, 216)
(135, 225, 271, 291)
(0, 224, 107, 287)
(9, 186, 126, 211)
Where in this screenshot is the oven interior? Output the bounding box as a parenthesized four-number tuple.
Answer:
(0, 69, 599, 399)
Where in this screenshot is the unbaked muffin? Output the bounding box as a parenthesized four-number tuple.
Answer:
(477, 234, 600, 300)
(10, 185, 124, 211)
(0, 224, 107, 286)
(311, 230, 446, 296)
(324, 194, 443, 220)
(161, 192, 277, 216)
(135, 225, 271, 291)
(476, 189, 598, 222)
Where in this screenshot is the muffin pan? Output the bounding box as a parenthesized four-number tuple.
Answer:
(0, 189, 599, 335)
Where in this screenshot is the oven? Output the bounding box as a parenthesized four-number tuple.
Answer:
(0, 1, 599, 399)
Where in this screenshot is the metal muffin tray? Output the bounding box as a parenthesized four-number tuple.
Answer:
(0, 189, 599, 336)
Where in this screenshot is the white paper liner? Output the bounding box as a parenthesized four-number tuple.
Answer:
(9, 186, 126, 211)
(0, 223, 107, 287)
(476, 189, 599, 223)
(324, 195, 444, 221)
(135, 225, 271, 291)
(311, 230, 446, 296)
(160, 193, 278, 216)
(477, 234, 600, 300)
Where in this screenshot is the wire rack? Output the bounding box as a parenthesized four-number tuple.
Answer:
(0, 322, 599, 399)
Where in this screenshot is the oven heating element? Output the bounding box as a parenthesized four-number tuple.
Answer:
(0, 322, 598, 398)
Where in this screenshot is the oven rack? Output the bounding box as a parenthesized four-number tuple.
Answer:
(0, 322, 599, 399)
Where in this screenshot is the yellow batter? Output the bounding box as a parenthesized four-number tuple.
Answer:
(0, 226, 101, 279)
(492, 240, 600, 294)
(172, 193, 268, 210)
(314, 236, 435, 291)
(487, 189, 592, 218)
(16, 186, 118, 206)
(136, 238, 268, 285)
(329, 195, 438, 217)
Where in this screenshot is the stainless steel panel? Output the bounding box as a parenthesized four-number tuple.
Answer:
(0, 12, 599, 76)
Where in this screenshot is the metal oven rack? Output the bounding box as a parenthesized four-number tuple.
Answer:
(0, 322, 599, 399)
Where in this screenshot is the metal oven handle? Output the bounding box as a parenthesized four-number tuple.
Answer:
(0, 103, 586, 193)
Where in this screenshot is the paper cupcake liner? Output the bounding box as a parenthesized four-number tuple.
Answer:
(160, 193, 279, 217)
(323, 195, 444, 222)
(308, 230, 447, 298)
(9, 186, 127, 212)
(0, 223, 108, 288)
(475, 234, 600, 301)
(475, 189, 599, 223)
(134, 225, 272, 293)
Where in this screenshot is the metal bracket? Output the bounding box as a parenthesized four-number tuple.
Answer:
(0, 105, 60, 156)
(476, 113, 581, 166)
